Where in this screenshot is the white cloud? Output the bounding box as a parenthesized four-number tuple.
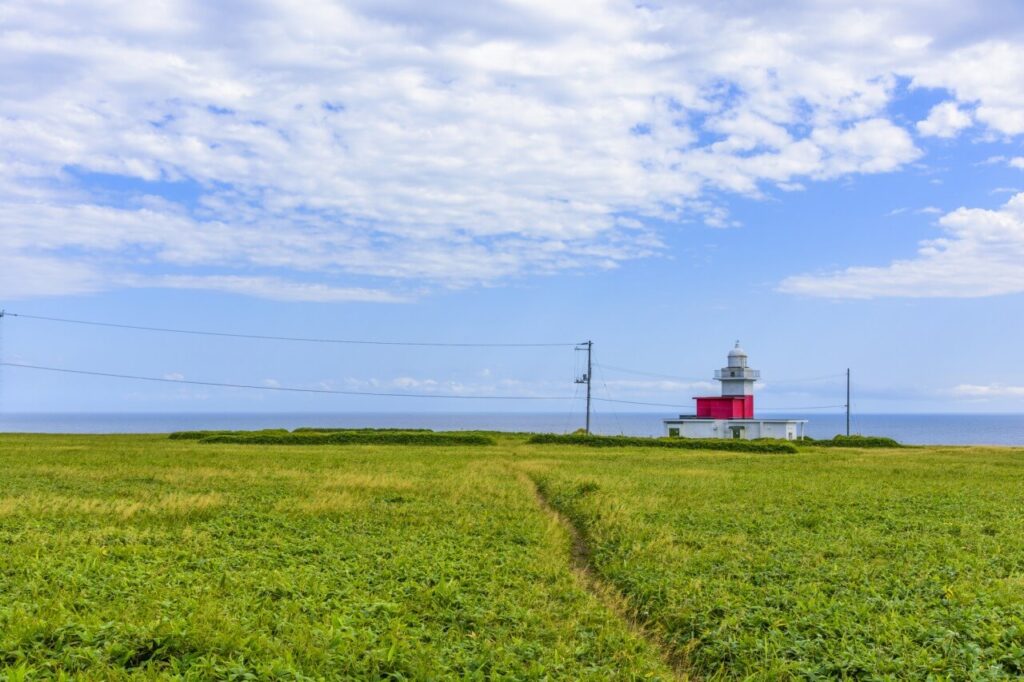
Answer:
(1, 1, 1023, 300)
(810, 119, 920, 176)
(151, 275, 406, 304)
(888, 206, 943, 216)
(0, 253, 105, 298)
(605, 379, 717, 393)
(335, 375, 570, 398)
(911, 41, 1024, 136)
(916, 101, 972, 138)
(779, 192, 1024, 298)
(981, 156, 1024, 170)
(951, 384, 1024, 398)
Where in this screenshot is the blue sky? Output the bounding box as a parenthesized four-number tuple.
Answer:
(2, 0, 1024, 415)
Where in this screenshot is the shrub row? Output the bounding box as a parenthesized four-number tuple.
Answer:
(291, 427, 434, 433)
(198, 431, 496, 446)
(802, 434, 903, 448)
(168, 429, 289, 440)
(526, 433, 798, 453)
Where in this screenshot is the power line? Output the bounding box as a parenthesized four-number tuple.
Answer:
(561, 380, 583, 434)
(758, 404, 848, 411)
(771, 373, 847, 385)
(2, 313, 580, 348)
(0, 362, 574, 401)
(0, 361, 851, 411)
(592, 363, 706, 383)
(593, 397, 848, 410)
(0, 312, 853, 413)
(594, 363, 626, 435)
(595, 361, 844, 386)
(593, 397, 690, 408)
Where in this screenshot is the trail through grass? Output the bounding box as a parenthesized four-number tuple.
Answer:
(528, 446, 1024, 679)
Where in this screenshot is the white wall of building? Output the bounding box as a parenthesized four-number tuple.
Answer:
(664, 419, 804, 440)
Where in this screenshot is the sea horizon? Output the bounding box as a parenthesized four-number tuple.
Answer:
(3, 411, 1023, 446)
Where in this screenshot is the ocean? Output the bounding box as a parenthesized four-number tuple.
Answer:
(2, 412, 1024, 445)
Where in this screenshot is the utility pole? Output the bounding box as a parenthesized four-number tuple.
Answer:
(846, 368, 851, 437)
(0, 310, 4, 421)
(575, 341, 592, 435)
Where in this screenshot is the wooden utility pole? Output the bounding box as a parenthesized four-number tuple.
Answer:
(586, 341, 592, 435)
(0, 310, 4, 420)
(575, 341, 592, 435)
(846, 368, 851, 437)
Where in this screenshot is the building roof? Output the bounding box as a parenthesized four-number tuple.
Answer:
(663, 417, 807, 424)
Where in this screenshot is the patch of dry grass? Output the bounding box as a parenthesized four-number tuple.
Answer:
(0, 492, 226, 518)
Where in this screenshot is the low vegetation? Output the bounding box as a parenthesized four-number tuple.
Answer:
(291, 427, 434, 433)
(0, 433, 666, 679)
(1, 432, 1021, 679)
(530, 445, 1024, 679)
(168, 429, 290, 440)
(801, 434, 905, 448)
(528, 433, 798, 453)
(197, 431, 496, 446)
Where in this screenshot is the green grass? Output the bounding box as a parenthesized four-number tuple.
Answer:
(529, 445, 1024, 679)
(527, 433, 798, 453)
(2, 433, 1023, 679)
(0, 434, 668, 680)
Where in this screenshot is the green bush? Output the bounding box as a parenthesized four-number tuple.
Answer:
(168, 429, 289, 440)
(527, 433, 797, 453)
(798, 434, 903, 448)
(199, 431, 495, 446)
(291, 427, 434, 433)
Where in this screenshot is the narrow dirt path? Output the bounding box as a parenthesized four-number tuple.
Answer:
(516, 470, 695, 681)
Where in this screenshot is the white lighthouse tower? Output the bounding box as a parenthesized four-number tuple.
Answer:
(662, 342, 807, 441)
(716, 342, 760, 396)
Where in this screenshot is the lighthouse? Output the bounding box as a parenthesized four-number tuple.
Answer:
(691, 342, 760, 419)
(663, 342, 806, 441)
(718, 342, 758, 396)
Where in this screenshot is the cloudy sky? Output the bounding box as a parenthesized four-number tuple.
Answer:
(2, 0, 1024, 417)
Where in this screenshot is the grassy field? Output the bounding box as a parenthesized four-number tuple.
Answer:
(1, 433, 1023, 679)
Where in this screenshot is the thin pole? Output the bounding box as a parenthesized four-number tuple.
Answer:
(0, 310, 4, 422)
(574, 341, 593, 434)
(586, 341, 593, 435)
(846, 368, 851, 436)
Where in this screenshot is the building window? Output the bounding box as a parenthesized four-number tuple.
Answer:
(668, 427, 680, 438)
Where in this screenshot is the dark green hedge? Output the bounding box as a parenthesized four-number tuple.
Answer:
(198, 431, 495, 446)
(803, 434, 903, 448)
(526, 433, 798, 453)
(170, 428, 435, 440)
(169, 429, 289, 440)
(291, 427, 434, 433)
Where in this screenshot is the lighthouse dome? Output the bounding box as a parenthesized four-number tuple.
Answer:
(727, 341, 747, 367)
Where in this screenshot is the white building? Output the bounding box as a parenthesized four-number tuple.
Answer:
(663, 342, 807, 440)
